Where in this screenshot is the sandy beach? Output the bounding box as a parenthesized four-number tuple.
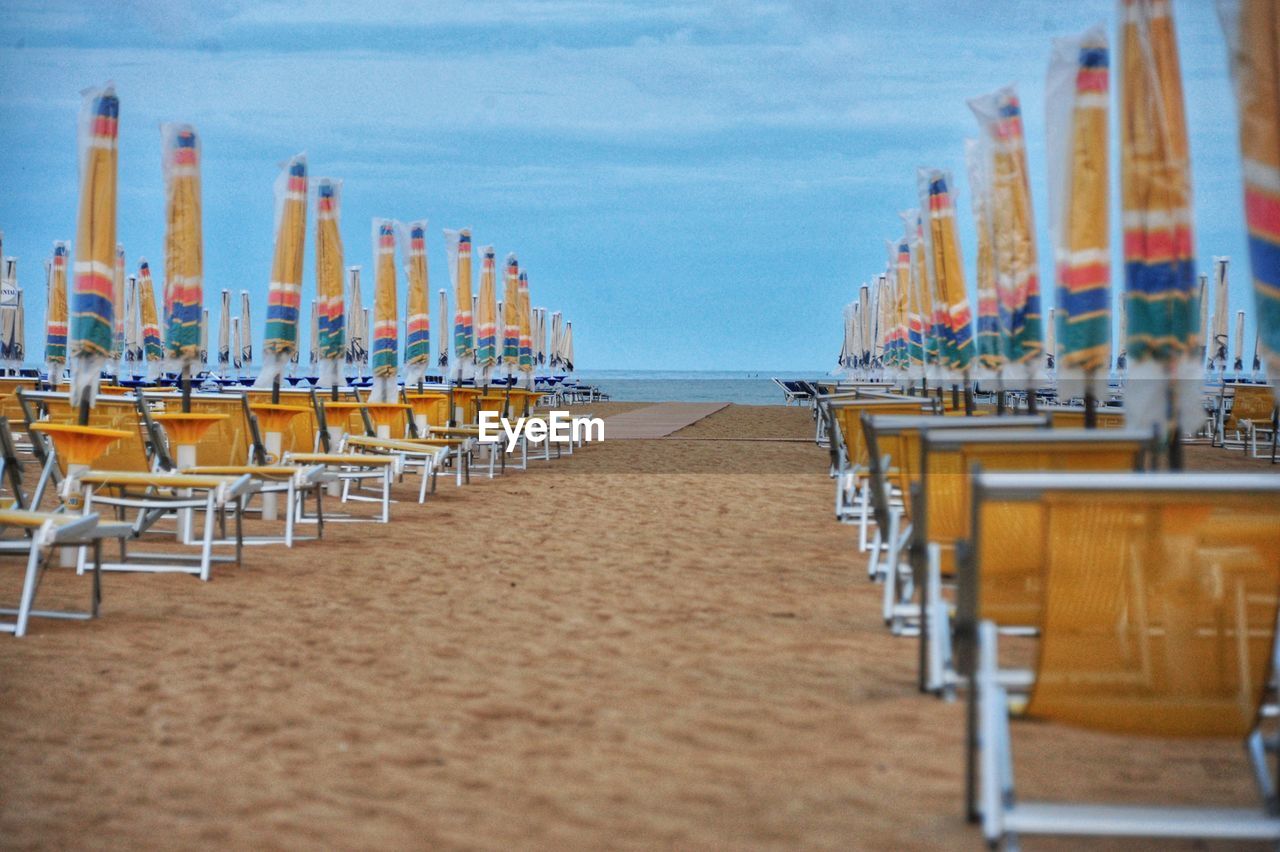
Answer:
(0, 404, 1274, 850)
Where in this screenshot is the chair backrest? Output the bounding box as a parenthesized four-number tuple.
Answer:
(180, 394, 253, 467)
(244, 389, 319, 453)
(969, 472, 1280, 738)
(829, 399, 939, 472)
(29, 393, 153, 474)
(920, 430, 1152, 567)
(0, 377, 40, 425)
(1224, 384, 1277, 431)
(863, 414, 1049, 519)
(1042, 405, 1127, 429)
(0, 418, 28, 508)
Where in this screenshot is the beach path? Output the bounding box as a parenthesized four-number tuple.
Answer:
(596, 401, 728, 439)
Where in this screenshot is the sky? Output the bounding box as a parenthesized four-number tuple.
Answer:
(0, 0, 1256, 372)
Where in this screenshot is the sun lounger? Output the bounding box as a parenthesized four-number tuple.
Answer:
(967, 472, 1280, 847)
(914, 428, 1154, 695)
(1218, 384, 1277, 458)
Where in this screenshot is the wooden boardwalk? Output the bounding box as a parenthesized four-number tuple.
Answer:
(599, 402, 729, 440)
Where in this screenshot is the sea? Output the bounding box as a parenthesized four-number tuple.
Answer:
(572, 370, 816, 405)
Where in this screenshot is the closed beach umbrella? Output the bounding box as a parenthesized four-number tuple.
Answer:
(112, 244, 126, 369)
(162, 123, 203, 385)
(314, 178, 345, 390)
(370, 219, 399, 401)
(123, 271, 140, 369)
(231, 317, 242, 374)
(46, 241, 69, 378)
(69, 85, 119, 409)
(345, 267, 363, 372)
(12, 289, 24, 372)
(518, 271, 533, 381)
(1120, 0, 1198, 430)
(966, 138, 1006, 376)
(403, 221, 430, 387)
(1219, 0, 1280, 380)
(474, 245, 498, 382)
(444, 228, 474, 381)
(549, 311, 563, 372)
(1048, 25, 1111, 393)
(259, 154, 306, 387)
(969, 85, 1044, 379)
(217, 289, 231, 376)
(1, 257, 20, 368)
(437, 288, 448, 370)
(922, 169, 975, 376)
(200, 308, 208, 367)
(502, 254, 520, 374)
(910, 215, 939, 372)
(239, 290, 252, 374)
(137, 259, 162, 368)
(1211, 257, 1229, 370)
(563, 321, 574, 373)
(895, 234, 924, 377)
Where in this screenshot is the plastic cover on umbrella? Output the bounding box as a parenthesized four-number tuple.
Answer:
(123, 271, 141, 370)
(1219, 0, 1280, 380)
(69, 84, 119, 409)
(1119, 0, 1199, 430)
(969, 85, 1044, 384)
(1048, 24, 1111, 396)
(137, 259, 163, 371)
(474, 245, 497, 380)
(217, 289, 231, 375)
(162, 123, 203, 379)
(502, 254, 520, 373)
(402, 220, 430, 387)
(518, 271, 533, 383)
(259, 153, 307, 387)
(437, 288, 449, 370)
(920, 168, 975, 377)
(443, 229, 474, 381)
(370, 218, 399, 401)
(46, 242, 69, 378)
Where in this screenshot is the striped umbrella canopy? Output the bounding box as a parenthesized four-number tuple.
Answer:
(1120, 0, 1198, 431)
(921, 169, 975, 375)
(886, 241, 908, 373)
(370, 219, 399, 401)
(46, 241, 69, 375)
(69, 85, 118, 408)
(315, 179, 345, 388)
(345, 267, 364, 371)
(965, 138, 1005, 375)
(1220, 0, 1280, 379)
(474, 245, 498, 378)
(217, 289, 231, 375)
(112, 244, 126, 367)
(403, 220, 430, 386)
(161, 123, 202, 378)
(893, 233, 924, 376)
(437, 288, 449, 369)
(910, 214, 939, 371)
(518, 271, 533, 377)
(259, 154, 307, 387)
(969, 85, 1043, 375)
(444, 228, 474, 379)
(1048, 25, 1111, 388)
(137, 259, 162, 366)
(502, 254, 520, 370)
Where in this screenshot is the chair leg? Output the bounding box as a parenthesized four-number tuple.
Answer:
(857, 485, 872, 551)
(199, 493, 216, 581)
(14, 544, 43, 637)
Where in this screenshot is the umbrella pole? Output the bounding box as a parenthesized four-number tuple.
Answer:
(950, 384, 960, 411)
(996, 389, 1007, 416)
(1026, 390, 1039, 414)
(77, 397, 90, 427)
(1083, 388, 1098, 429)
(963, 381, 974, 416)
(272, 375, 280, 405)
(181, 368, 192, 413)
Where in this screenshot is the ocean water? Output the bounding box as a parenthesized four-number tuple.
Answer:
(572, 370, 812, 405)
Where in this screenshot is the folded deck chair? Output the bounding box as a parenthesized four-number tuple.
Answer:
(0, 509, 112, 637)
(860, 413, 1049, 631)
(969, 471, 1280, 847)
(281, 451, 395, 524)
(914, 428, 1154, 695)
